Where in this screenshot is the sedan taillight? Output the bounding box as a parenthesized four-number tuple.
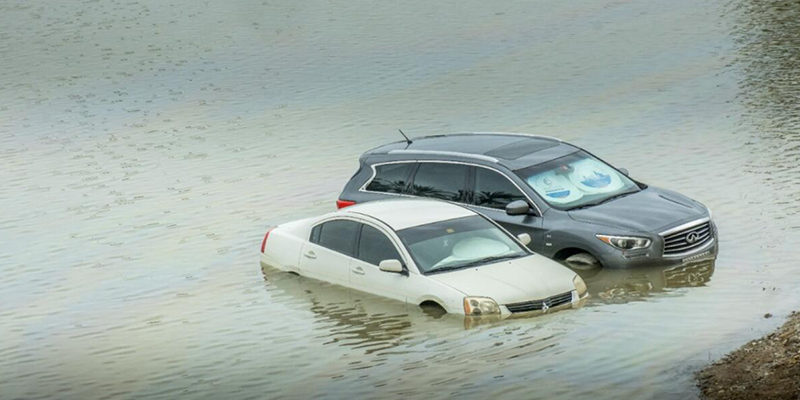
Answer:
(261, 228, 275, 253)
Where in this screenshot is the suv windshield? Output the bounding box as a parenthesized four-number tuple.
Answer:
(515, 151, 640, 210)
(397, 216, 529, 274)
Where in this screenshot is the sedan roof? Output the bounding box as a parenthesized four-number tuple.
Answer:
(344, 199, 475, 231)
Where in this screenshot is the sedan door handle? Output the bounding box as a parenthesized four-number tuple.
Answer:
(304, 251, 316, 259)
(351, 266, 365, 276)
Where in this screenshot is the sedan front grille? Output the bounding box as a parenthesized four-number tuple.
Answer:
(505, 291, 573, 314)
(663, 221, 713, 256)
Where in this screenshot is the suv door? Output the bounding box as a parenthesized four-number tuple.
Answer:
(469, 166, 545, 252)
(299, 219, 358, 286)
(349, 223, 409, 303)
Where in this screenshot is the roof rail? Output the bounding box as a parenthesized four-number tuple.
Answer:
(387, 149, 499, 163)
(456, 131, 563, 142)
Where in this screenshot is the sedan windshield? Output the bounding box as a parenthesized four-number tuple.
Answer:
(515, 151, 640, 210)
(397, 216, 529, 274)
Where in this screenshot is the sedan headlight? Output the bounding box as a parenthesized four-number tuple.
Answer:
(596, 234, 652, 250)
(463, 297, 501, 316)
(573, 275, 587, 296)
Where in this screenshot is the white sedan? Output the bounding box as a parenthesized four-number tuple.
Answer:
(260, 199, 588, 316)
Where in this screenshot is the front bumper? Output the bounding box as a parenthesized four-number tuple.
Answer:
(596, 222, 719, 268)
(502, 290, 589, 317)
(463, 291, 588, 328)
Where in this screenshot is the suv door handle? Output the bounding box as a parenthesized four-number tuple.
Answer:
(351, 266, 365, 276)
(304, 251, 316, 259)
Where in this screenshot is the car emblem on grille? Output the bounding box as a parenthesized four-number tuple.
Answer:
(541, 301, 550, 313)
(686, 232, 700, 244)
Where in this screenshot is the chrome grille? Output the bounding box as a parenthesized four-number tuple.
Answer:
(662, 221, 713, 256)
(505, 291, 573, 314)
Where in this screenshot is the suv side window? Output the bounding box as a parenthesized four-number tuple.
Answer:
(473, 167, 527, 209)
(317, 220, 359, 256)
(365, 163, 414, 194)
(410, 163, 469, 202)
(356, 225, 402, 266)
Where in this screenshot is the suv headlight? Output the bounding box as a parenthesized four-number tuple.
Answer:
(596, 234, 652, 250)
(573, 275, 587, 296)
(463, 297, 501, 316)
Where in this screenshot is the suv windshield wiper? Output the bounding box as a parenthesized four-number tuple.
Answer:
(566, 190, 639, 211)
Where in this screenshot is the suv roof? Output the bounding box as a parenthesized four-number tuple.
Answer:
(364, 133, 579, 170)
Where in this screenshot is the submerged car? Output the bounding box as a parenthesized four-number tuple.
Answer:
(336, 132, 717, 268)
(260, 199, 588, 316)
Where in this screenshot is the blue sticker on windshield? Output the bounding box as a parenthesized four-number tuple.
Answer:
(547, 190, 572, 199)
(580, 171, 612, 188)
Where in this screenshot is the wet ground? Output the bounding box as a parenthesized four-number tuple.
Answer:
(698, 311, 800, 400)
(1, 0, 800, 399)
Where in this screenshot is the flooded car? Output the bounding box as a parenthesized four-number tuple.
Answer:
(336, 133, 718, 268)
(260, 199, 588, 316)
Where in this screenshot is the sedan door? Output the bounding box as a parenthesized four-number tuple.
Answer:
(348, 223, 410, 303)
(298, 219, 359, 286)
(470, 166, 545, 252)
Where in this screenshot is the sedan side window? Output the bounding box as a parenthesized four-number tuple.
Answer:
(410, 163, 469, 202)
(473, 167, 528, 209)
(365, 163, 414, 194)
(317, 220, 359, 257)
(357, 225, 402, 266)
(310, 225, 322, 244)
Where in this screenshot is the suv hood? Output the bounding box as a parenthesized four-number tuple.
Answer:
(568, 187, 707, 233)
(427, 255, 576, 305)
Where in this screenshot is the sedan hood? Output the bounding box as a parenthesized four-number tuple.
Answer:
(568, 187, 707, 233)
(427, 255, 577, 305)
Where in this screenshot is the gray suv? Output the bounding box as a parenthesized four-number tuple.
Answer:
(337, 133, 717, 269)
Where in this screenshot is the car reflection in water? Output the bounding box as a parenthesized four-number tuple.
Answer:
(569, 261, 716, 305)
(262, 260, 705, 340)
(261, 262, 584, 337)
(261, 264, 469, 354)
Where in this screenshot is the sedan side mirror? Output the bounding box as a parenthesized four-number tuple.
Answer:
(506, 200, 535, 216)
(379, 259, 404, 274)
(517, 233, 532, 246)
(618, 167, 629, 176)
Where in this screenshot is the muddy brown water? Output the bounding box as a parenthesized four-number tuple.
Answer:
(2, 0, 800, 399)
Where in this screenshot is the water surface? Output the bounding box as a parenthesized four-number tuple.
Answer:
(1, 0, 800, 398)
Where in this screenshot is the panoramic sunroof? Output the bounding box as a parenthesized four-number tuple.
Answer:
(484, 139, 559, 160)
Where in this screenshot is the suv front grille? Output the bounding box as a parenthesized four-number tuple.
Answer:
(663, 221, 713, 256)
(505, 291, 573, 314)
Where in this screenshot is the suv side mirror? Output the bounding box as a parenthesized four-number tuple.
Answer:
(517, 233, 532, 246)
(618, 167, 629, 176)
(506, 200, 535, 216)
(379, 259, 404, 274)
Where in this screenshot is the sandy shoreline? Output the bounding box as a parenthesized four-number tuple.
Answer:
(697, 311, 800, 399)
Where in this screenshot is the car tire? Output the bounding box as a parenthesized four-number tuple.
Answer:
(565, 252, 601, 270)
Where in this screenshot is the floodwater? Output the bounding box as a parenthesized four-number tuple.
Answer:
(1, 0, 799, 398)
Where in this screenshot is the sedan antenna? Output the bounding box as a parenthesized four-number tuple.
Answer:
(398, 129, 413, 147)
